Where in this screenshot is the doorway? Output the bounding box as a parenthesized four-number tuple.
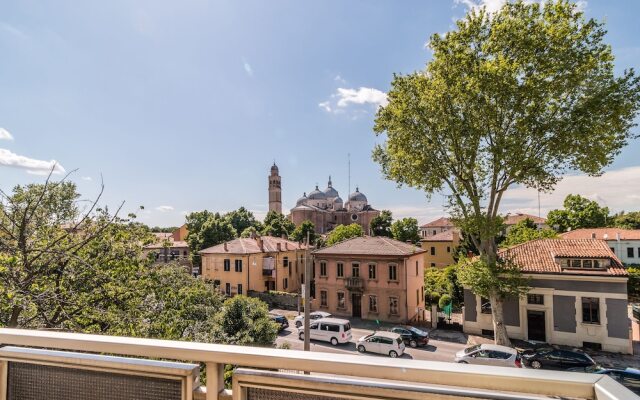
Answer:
(527, 310, 546, 342)
(352, 294, 362, 318)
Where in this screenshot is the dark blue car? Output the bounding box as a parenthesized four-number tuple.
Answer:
(571, 365, 640, 395)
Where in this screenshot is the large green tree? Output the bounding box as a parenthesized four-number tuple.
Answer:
(186, 211, 237, 266)
(290, 220, 317, 243)
(204, 296, 278, 346)
(261, 210, 295, 238)
(611, 211, 640, 230)
(547, 194, 610, 232)
(224, 207, 262, 236)
(373, 1, 640, 345)
(501, 218, 558, 247)
(326, 224, 364, 246)
(370, 210, 393, 237)
(391, 217, 420, 243)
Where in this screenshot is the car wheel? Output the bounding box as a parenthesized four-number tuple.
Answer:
(295, 321, 301, 328)
(298, 332, 304, 341)
(531, 360, 542, 369)
(457, 360, 468, 364)
(409, 340, 418, 348)
(330, 338, 338, 346)
(389, 351, 398, 358)
(357, 345, 366, 353)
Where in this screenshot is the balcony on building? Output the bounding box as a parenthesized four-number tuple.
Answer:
(344, 276, 364, 291)
(0, 328, 634, 400)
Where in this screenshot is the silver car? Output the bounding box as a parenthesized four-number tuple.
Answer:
(455, 344, 521, 368)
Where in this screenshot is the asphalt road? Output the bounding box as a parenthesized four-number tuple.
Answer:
(275, 325, 466, 362)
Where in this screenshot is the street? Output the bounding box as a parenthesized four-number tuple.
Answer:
(275, 325, 466, 362)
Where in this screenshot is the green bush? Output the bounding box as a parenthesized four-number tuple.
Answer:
(439, 294, 452, 310)
(629, 267, 640, 302)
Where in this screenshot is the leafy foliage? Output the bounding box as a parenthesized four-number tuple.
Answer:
(424, 265, 464, 307)
(628, 267, 640, 302)
(261, 210, 296, 238)
(611, 211, 640, 230)
(290, 220, 317, 243)
(391, 217, 420, 244)
(370, 210, 393, 237)
(186, 211, 236, 266)
(372, 0, 640, 344)
(326, 223, 364, 246)
(224, 207, 262, 236)
(204, 296, 278, 346)
(547, 194, 610, 232)
(501, 218, 558, 247)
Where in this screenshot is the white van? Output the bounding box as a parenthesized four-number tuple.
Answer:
(297, 318, 352, 346)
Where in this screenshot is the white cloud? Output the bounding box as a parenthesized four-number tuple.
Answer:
(0, 23, 27, 39)
(0, 128, 13, 141)
(455, 0, 587, 14)
(334, 75, 347, 84)
(155, 205, 174, 212)
(0, 148, 65, 175)
(500, 166, 640, 217)
(319, 87, 388, 114)
(81, 176, 92, 181)
(243, 60, 253, 77)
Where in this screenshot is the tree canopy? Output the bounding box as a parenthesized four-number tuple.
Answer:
(391, 217, 420, 244)
(261, 210, 296, 238)
(501, 218, 558, 247)
(611, 211, 640, 230)
(370, 210, 393, 237)
(373, 1, 640, 345)
(290, 220, 317, 243)
(186, 211, 237, 266)
(224, 207, 262, 236)
(547, 194, 610, 232)
(326, 224, 364, 246)
(204, 296, 278, 346)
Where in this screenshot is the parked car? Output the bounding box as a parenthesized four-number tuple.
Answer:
(570, 366, 640, 395)
(270, 314, 289, 332)
(357, 331, 405, 358)
(294, 311, 331, 328)
(297, 318, 352, 346)
(521, 348, 595, 370)
(390, 326, 429, 348)
(455, 344, 521, 368)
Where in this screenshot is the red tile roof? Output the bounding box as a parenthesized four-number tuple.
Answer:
(503, 213, 546, 226)
(420, 217, 453, 229)
(498, 239, 626, 276)
(313, 236, 425, 257)
(200, 236, 308, 255)
(421, 229, 460, 242)
(144, 240, 188, 250)
(561, 228, 640, 241)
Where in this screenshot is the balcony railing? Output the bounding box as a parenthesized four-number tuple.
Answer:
(344, 276, 363, 291)
(262, 269, 275, 277)
(0, 328, 635, 400)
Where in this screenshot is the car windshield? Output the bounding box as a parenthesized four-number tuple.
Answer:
(464, 345, 481, 354)
(343, 323, 351, 331)
(408, 326, 426, 335)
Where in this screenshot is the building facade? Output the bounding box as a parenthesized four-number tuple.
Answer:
(419, 217, 454, 239)
(561, 228, 640, 266)
(463, 239, 631, 354)
(289, 176, 380, 234)
(200, 235, 308, 296)
(421, 229, 460, 269)
(268, 163, 282, 214)
(311, 236, 426, 323)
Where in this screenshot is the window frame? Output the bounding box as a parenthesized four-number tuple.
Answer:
(581, 297, 600, 325)
(235, 259, 243, 272)
(337, 291, 346, 309)
(368, 263, 377, 280)
(337, 262, 344, 278)
(369, 295, 378, 313)
(389, 296, 399, 315)
(351, 262, 360, 278)
(388, 263, 398, 281)
(319, 261, 327, 277)
(223, 259, 231, 272)
(320, 290, 328, 307)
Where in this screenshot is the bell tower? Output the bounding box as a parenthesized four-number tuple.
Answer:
(268, 163, 282, 214)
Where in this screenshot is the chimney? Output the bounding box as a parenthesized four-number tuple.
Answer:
(277, 243, 281, 252)
(223, 242, 228, 251)
(281, 233, 287, 239)
(616, 232, 621, 241)
(285, 242, 289, 251)
(257, 237, 264, 252)
(591, 233, 596, 239)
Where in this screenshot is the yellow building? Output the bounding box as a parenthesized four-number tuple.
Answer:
(420, 230, 460, 269)
(200, 235, 309, 296)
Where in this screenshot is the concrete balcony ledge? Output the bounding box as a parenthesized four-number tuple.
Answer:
(0, 328, 636, 400)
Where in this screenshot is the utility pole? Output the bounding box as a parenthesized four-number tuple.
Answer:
(303, 230, 311, 352)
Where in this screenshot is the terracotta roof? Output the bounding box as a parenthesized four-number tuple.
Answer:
(503, 213, 546, 226)
(144, 240, 188, 250)
(153, 232, 173, 240)
(313, 236, 425, 257)
(421, 229, 460, 242)
(420, 217, 453, 229)
(498, 239, 626, 276)
(200, 236, 308, 255)
(561, 228, 640, 241)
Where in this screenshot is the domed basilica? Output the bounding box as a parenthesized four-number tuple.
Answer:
(268, 164, 379, 234)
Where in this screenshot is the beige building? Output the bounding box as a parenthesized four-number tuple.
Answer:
(311, 236, 426, 324)
(200, 235, 309, 296)
(561, 227, 640, 266)
(419, 217, 454, 239)
(421, 229, 461, 269)
(143, 228, 191, 271)
(463, 239, 631, 354)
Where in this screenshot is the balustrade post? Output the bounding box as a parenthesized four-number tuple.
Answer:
(206, 362, 224, 400)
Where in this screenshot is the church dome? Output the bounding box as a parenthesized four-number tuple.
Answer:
(308, 186, 327, 200)
(348, 187, 367, 203)
(333, 196, 343, 205)
(296, 192, 308, 206)
(323, 176, 339, 198)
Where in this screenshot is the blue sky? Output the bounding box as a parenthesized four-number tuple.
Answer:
(1, 0, 639, 227)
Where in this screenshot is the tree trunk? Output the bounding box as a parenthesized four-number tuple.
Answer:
(7, 306, 21, 328)
(490, 292, 511, 346)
